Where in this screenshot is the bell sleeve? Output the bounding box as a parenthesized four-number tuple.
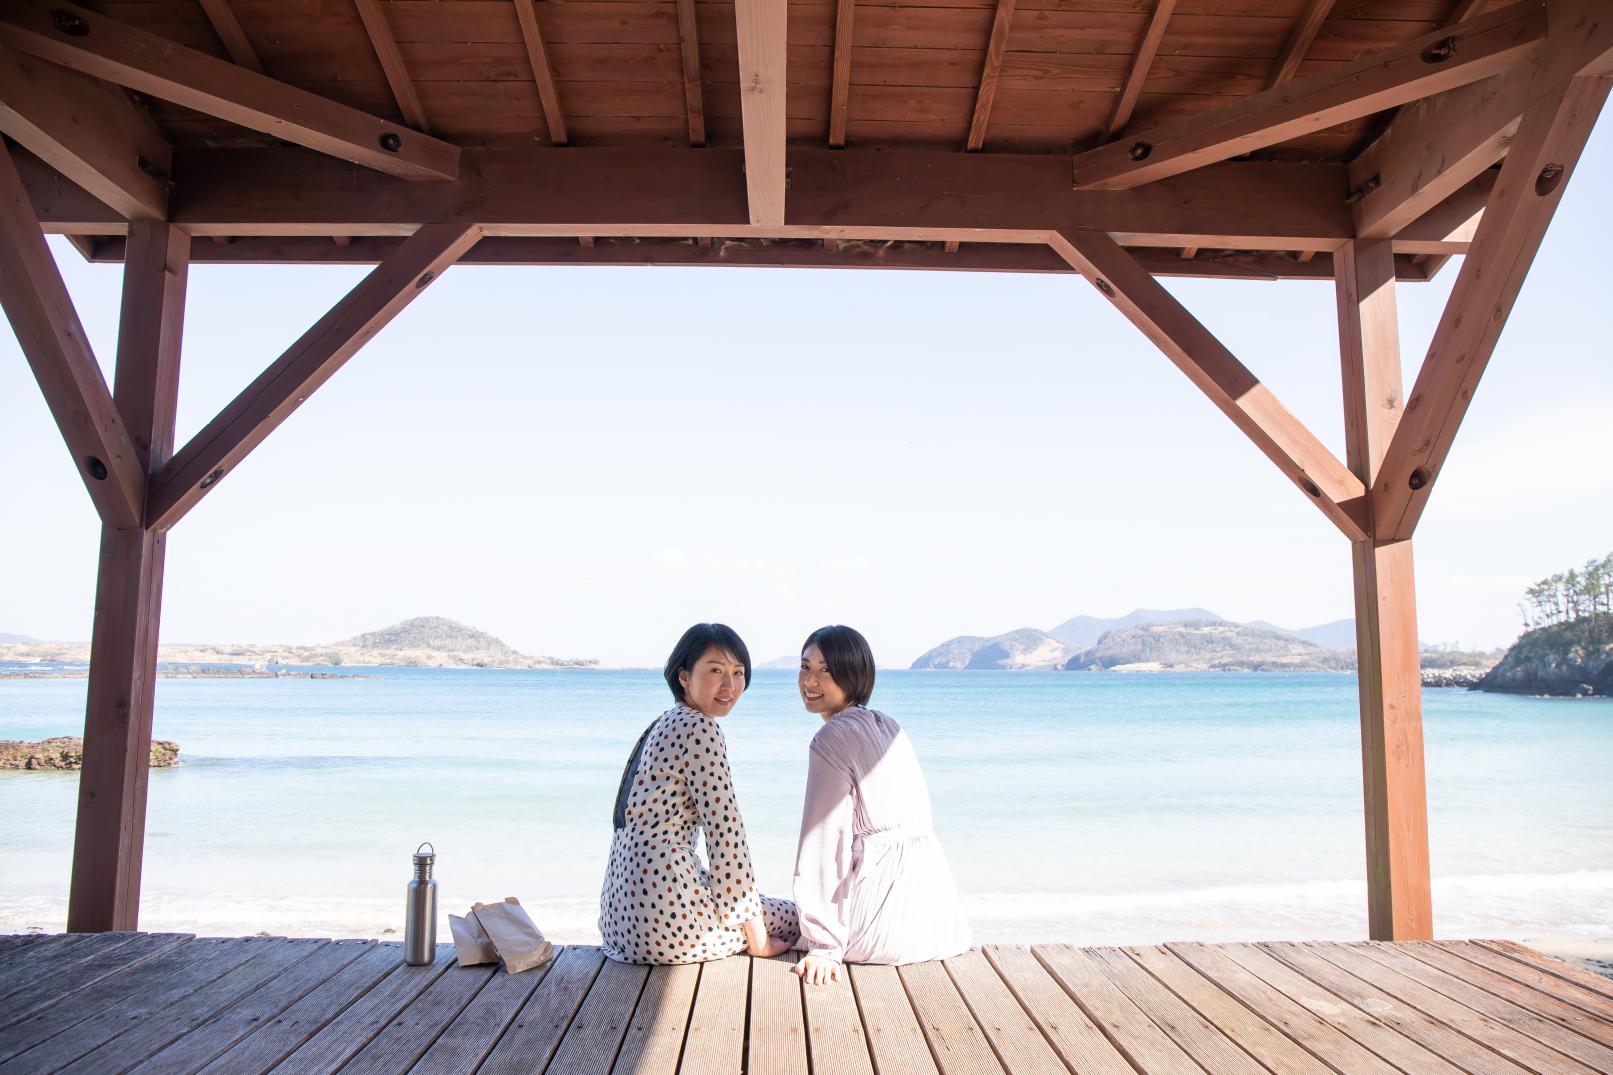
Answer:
(679, 716, 762, 929)
(793, 739, 856, 963)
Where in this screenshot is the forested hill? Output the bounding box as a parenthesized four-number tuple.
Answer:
(1479, 613, 1613, 697)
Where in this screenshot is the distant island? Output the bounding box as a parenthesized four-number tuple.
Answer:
(1478, 554, 1612, 697)
(0, 616, 597, 672)
(911, 609, 1500, 683)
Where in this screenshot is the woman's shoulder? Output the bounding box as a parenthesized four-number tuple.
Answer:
(811, 706, 901, 756)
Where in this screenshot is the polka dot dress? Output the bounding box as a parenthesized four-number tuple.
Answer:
(599, 704, 799, 964)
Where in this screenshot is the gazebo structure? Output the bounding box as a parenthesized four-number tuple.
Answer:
(2, 2, 1612, 1064)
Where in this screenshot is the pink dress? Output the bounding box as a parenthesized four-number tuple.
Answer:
(793, 706, 972, 964)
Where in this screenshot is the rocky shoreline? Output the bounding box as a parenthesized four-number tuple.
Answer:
(1, 737, 179, 771)
(0, 665, 374, 681)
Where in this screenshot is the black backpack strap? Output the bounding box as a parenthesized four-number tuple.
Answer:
(612, 719, 659, 831)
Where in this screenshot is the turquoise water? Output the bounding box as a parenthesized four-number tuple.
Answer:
(1, 668, 1609, 944)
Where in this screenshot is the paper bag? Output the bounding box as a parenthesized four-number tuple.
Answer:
(449, 910, 498, 967)
(473, 897, 554, 974)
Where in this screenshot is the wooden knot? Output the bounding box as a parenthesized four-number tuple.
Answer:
(1420, 37, 1456, 64)
(84, 457, 107, 481)
(379, 132, 403, 153)
(1128, 141, 1153, 162)
(1408, 467, 1431, 491)
(51, 9, 90, 35)
(1535, 163, 1564, 197)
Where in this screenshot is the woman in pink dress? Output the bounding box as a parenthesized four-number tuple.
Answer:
(791, 624, 972, 985)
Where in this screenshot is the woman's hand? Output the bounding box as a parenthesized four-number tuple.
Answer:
(742, 917, 791, 958)
(792, 954, 841, 986)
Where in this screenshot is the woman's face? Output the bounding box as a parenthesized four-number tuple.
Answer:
(679, 646, 746, 717)
(799, 644, 850, 718)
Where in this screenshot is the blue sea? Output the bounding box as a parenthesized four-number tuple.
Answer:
(1, 668, 1609, 946)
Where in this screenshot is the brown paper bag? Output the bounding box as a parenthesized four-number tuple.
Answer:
(448, 910, 498, 967)
(473, 897, 554, 974)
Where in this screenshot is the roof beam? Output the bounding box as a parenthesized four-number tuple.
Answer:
(0, 0, 458, 181)
(1266, 0, 1336, 90)
(1101, 0, 1177, 143)
(196, 0, 262, 72)
(353, 0, 430, 132)
(146, 222, 482, 530)
(1050, 230, 1368, 540)
(22, 145, 1408, 251)
(965, 0, 1016, 151)
(515, 0, 567, 146)
(1370, 76, 1609, 544)
(0, 47, 170, 220)
(735, 0, 788, 225)
(828, 0, 855, 147)
(1352, 0, 1613, 238)
(674, 0, 706, 146)
(0, 145, 144, 529)
(1072, 1, 1547, 190)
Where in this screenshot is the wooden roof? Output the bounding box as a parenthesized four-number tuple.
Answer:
(81, 0, 1467, 157)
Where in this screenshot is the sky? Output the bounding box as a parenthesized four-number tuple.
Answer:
(4, 116, 1612, 668)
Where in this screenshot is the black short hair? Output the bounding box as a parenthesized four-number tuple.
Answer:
(664, 623, 752, 703)
(802, 625, 876, 708)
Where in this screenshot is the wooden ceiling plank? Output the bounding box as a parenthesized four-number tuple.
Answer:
(196, 0, 262, 73)
(0, 145, 144, 529)
(965, 0, 1017, 151)
(1050, 229, 1369, 540)
(1371, 75, 1609, 544)
(0, 0, 457, 181)
(353, 0, 431, 133)
(1101, 0, 1177, 143)
(1448, 0, 1491, 23)
(1352, 1, 1613, 238)
(828, 0, 855, 148)
(0, 47, 170, 220)
(1072, 1, 1547, 191)
(675, 0, 706, 146)
(1267, 0, 1337, 91)
(515, 0, 568, 146)
(146, 222, 483, 531)
(735, 0, 788, 226)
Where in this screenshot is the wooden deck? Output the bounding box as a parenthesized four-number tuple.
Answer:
(1, 934, 1610, 1075)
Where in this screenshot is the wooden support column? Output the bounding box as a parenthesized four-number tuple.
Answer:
(68, 220, 189, 933)
(1335, 238, 1431, 941)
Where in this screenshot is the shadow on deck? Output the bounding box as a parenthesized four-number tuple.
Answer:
(0, 933, 1610, 1074)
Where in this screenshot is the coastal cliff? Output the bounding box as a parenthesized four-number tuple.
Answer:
(1479, 613, 1613, 697)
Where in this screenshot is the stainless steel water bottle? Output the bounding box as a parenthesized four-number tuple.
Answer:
(404, 842, 437, 965)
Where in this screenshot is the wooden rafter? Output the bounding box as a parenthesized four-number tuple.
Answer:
(0, 146, 144, 530)
(1073, 1, 1547, 190)
(735, 0, 788, 226)
(965, 0, 1016, 152)
(0, 47, 171, 220)
(515, 0, 568, 146)
(1371, 76, 1610, 544)
(1266, 0, 1336, 90)
(353, 0, 430, 133)
(674, 0, 706, 147)
(146, 223, 483, 530)
(0, 0, 458, 180)
(828, 0, 855, 147)
(196, 0, 262, 72)
(1101, 0, 1177, 143)
(1448, 0, 1491, 23)
(1049, 230, 1368, 540)
(1351, 2, 1613, 239)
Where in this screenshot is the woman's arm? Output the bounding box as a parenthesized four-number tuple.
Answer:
(679, 717, 763, 930)
(793, 741, 856, 966)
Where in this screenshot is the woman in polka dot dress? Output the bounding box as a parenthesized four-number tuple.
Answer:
(599, 623, 800, 964)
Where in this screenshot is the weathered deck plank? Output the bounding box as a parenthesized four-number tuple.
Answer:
(681, 954, 750, 1075)
(0, 931, 138, 996)
(547, 955, 650, 1075)
(411, 950, 555, 1075)
(2, 937, 1608, 1075)
(58, 937, 328, 1074)
(612, 962, 700, 1075)
(476, 944, 605, 1075)
(1482, 940, 1613, 1005)
(195, 941, 402, 1075)
(128, 938, 375, 1075)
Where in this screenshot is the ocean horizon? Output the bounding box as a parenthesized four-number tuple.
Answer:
(2, 667, 1609, 952)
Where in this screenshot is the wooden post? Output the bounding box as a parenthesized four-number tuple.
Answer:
(67, 221, 189, 932)
(1334, 238, 1432, 941)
